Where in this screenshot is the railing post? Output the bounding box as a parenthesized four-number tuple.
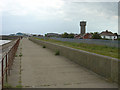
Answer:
(5, 55, 8, 83)
(1, 59, 4, 89)
(8, 52, 10, 76)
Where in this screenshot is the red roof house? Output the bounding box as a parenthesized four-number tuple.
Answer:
(83, 33, 92, 39)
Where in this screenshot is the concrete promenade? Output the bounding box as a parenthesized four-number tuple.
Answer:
(8, 38, 118, 88)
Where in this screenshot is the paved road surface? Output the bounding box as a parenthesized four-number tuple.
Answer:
(8, 38, 118, 88)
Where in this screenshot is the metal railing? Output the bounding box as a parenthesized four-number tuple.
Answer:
(0, 38, 20, 89)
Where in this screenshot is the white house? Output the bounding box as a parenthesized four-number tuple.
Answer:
(100, 30, 117, 40)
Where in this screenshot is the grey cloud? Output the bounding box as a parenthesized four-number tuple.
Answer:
(2, 1, 118, 35)
(62, 2, 118, 19)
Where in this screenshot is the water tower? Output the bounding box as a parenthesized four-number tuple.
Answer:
(80, 21, 86, 35)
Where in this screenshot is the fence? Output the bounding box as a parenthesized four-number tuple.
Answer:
(37, 37, 119, 48)
(0, 38, 20, 89)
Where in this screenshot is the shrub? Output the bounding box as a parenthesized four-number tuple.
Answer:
(55, 51, 60, 55)
(43, 45, 46, 48)
(92, 32, 101, 39)
(19, 53, 23, 57)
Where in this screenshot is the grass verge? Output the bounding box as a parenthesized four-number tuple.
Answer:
(35, 37, 118, 59)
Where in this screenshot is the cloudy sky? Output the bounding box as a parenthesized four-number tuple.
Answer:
(1, 0, 119, 35)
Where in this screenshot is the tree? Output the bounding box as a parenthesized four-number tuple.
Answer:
(61, 32, 69, 38)
(92, 32, 101, 39)
(33, 34, 37, 36)
(90, 32, 93, 34)
(45, 34, 47, 37)
(68, 33, 74, 38)
(114, 33, 118, 36)
(61, 32, 74, 38)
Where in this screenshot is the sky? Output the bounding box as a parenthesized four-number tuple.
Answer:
(0, 0, 119, 35)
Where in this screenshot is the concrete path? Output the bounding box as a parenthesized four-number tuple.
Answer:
(8, 38, 118, 88)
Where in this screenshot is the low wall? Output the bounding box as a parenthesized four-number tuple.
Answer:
(0, 40, 17, 59)
(29, 37, 119, 84)
(2, 40, 16, 51)
(0, 36, 20, 40)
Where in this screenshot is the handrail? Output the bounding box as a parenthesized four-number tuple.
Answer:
(0, 38, 20, 89)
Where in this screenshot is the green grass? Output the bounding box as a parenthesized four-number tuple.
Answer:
(19, 53, 23, 57)
(35, 37, 119, 59)
(18, 80, 21, 83)
(16, 85, 23, 88)
(4, 83, 13, 88)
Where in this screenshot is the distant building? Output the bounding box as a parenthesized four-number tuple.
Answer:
(45, 33, 61, 37)
(75, 21, 93, 39)
(80, 21, 86, 35)
(74, 34, 79, 39)
(75, 21, 91, 39)
(83, 33, 92, 39)
(75, 33, 92, 39)
(100, 30, 117, 40)
(16, 32, 24, 36)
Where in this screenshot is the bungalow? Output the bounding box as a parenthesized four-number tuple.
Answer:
(83, 33, 92, 39)
(74, 33, 92, 39)
(100, 30, 117, 40)
(74, 34, 82, 39)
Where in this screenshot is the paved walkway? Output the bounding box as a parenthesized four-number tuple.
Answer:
(8, 38, 118, 88)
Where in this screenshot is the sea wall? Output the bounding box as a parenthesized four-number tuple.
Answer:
(0, 36, 20, 40)
(29, 37, 119, 84)
(1, 40, 17, 54)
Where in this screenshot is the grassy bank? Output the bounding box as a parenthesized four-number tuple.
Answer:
(35, 37, 118, 59)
